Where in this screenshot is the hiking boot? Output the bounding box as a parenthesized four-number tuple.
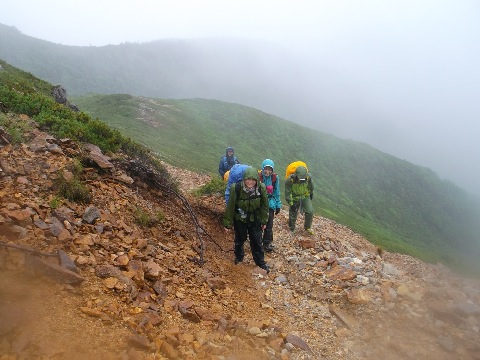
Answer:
(234, 257, 243, 265)
(305, 228, 314, 235)
(260, 264, 270, 274)
(264, 244, 274, 253)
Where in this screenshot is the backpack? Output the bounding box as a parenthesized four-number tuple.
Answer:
(258, 170, 277, 194)
(224, 164, 251, 204)
(285, 161, 308, 179)
(228, 164, 249, 184)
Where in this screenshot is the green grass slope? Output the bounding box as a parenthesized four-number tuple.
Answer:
(72, 94, 480, 275)
(0, 59, 175, 188)
(2, 56, 478, 276)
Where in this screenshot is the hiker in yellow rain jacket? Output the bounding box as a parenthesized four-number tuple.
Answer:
(285, 166, 314, 234)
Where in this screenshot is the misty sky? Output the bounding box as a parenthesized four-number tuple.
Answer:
(2, 0, 480, 195)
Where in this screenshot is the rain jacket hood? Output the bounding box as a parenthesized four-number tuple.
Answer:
(261, 159, 274, 171)
(259, 159, 281, 210)
(295, 166, 308, 180)
(243, 167, 259, 181)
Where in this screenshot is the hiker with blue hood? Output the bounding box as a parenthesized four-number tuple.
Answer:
(223, 167, 270, 273)
(285, 165, 314, 235)
(218, 146, 239, 178)
(258, 159, 282, 252)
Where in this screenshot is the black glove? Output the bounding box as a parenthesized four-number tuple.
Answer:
(275, 208, 280, 215)
(310, 193, 313, 200)
(290, 204, 297, 212)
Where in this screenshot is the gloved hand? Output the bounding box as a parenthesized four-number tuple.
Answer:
(310, 193, 313, 200)
(275, 208, 280, 215)
(290, 204, 297, 212)
(266, 185, 274, 195)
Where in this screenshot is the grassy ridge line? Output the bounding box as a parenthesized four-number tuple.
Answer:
(0, 59, 176, 190)
(72, 94, 480, 275)
(2, 55, 477, 275)
(1, 26, 478, 271)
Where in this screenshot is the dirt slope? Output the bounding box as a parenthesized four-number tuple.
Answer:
(1, 117, 479, 359)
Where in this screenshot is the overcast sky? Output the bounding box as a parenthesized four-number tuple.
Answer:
(2, 0, 480, 195)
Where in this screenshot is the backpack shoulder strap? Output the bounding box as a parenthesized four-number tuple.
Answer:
(272, 173, 277, 189)
(235, 181, 242, 199)
(259, 171, 276, 187)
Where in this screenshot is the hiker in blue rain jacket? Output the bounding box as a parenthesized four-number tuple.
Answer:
(224, 163, 250, 204)
(218, 146, 239, 178)
(258, 159, 282, 252)
(223, 167, 270, 273)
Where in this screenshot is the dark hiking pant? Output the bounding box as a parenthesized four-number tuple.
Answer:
(234, 220, 266, 267)
(288, 197, 313, 231)
(262, 208, 275, 246)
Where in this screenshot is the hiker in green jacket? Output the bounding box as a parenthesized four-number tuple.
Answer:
(285, 166, 314, 234)
(223, 167, 270, 273)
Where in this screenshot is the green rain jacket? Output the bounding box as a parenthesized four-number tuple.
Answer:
(223, 167, 269, 228)
(284, 166, 314, 205)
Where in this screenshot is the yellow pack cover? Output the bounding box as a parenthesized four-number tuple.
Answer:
(223, 170, 230, 182)
(285, 161, 308, 179)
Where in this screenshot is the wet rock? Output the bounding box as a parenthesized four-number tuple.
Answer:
(26, 255, 84, 285)
(345, 288, 375, 305)
(325, 265, 356, 281)
(144, 260, 162, 280)
(58, 249, 78, 273)
(127, 334, 151, 350)
(206, 276, 226, 290)
(82, 206, 101, 224)
(160, 341, 179, 359)
(329, 305, 359, 330)
(284, 333, 312, 353)
(298, 238, 315, 249)
(51, 85, 68, 104)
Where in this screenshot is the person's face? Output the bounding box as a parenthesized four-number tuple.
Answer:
(263, 167, 273, 176)
(244, 178, 256, 188)
(227, 150, 234, 156)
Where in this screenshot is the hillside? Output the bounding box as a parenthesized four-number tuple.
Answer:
(0, 23, 293, 115)
(1, 56, 480, 359)
(1, 112, 480, 360)
(72, 93, 480, 275)
(2, 24, 480, 274)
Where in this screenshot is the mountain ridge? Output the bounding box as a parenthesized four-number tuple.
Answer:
(1, 57, 480, 359)
(72, 92, 480, 275)
(0, 37, 479, 275)
(1, 22, 478, 196)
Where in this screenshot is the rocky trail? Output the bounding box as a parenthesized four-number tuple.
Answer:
(1, 116, 479, 359)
